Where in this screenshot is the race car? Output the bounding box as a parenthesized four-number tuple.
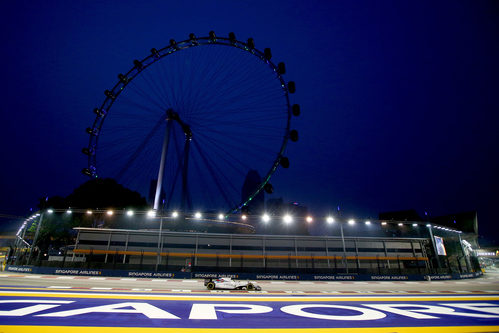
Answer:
(204, 277, 262, 291)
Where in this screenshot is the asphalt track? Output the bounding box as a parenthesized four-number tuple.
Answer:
(0, 269, 498, 332)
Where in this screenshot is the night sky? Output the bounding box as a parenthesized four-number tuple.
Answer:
(1, 1, 498, 241)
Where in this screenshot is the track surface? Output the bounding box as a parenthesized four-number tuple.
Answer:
(0, 269, 498, 332)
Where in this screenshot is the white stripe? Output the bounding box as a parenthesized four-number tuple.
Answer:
(131, 288, 152, 291)
(181, 280, 198, 283)
(90, 287, 113, 290)
(47, 286, 72, 289)
(56, 276, 75, 279)
(24, 275, 42, 279)
(88, 277, 105, 280)
(120, 278, 137, 281)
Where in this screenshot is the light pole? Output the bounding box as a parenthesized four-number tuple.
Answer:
(340, 222, 347, 274)
(156, 200, 166, 272)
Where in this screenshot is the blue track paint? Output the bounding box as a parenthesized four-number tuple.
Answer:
(0, 293, 498, 329)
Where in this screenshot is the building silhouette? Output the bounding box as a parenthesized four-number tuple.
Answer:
(241, 170, 265, 214)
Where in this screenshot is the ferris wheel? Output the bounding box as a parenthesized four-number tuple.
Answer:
(82, 32, 300, 214)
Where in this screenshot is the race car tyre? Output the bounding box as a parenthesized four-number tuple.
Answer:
(247, 283, 255, 291)
(206, 282, 215, 290)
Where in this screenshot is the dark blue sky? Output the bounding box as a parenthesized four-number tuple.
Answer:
(1, 1, 498, 240)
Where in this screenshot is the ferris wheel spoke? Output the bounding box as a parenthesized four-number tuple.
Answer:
(192, 111, 286, 129)
(191, 140, 238, 209)
(138, 66, 173, 108)
(193, 131, 266, 177)
(190, 124, 283, 153)
(194, 89, 283, 119)
(114, 114, 165, 180)
(126, 79, 169, 112)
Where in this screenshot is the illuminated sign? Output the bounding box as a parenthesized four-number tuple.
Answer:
(434, 236, 447, 256)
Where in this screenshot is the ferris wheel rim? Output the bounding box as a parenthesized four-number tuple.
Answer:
(84, 32, 295, 213)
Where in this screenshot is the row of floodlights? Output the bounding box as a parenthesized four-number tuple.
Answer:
(21, 209, 462, 234)
(17, 213, 41, 236)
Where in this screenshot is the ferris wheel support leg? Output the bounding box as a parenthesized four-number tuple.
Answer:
(181, 137, 192, 212)
(154, 119, 173, 210)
